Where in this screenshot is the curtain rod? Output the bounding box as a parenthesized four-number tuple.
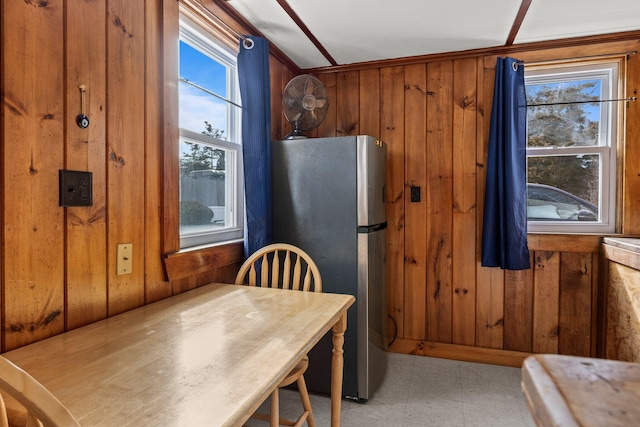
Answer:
(191, 0, 254, 49)
(512, 50, 638, 107)
(179, 77, 243, 109)
(513, 50, 638, 70)
(527, 96, 637, 107)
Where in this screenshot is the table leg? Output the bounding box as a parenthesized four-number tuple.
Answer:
(330, 312, 347, 427)
(270, 389, 279, 427)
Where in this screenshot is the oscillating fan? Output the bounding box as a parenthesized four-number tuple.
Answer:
(282, 74, 329, 139)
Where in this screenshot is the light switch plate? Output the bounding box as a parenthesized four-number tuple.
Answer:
(116, 243, 132, 275)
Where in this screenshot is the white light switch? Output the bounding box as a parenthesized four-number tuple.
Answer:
(116, 243, 133, 275)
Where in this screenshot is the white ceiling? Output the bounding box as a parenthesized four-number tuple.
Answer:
(222, 0, 640, 69)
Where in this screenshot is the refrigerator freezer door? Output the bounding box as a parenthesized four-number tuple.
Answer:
(357, 135, 387, 227)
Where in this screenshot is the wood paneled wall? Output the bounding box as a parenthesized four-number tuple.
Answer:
(308, 39, 640, 366)
(0, 0, 293, 352)
(3, 0, 640, 368)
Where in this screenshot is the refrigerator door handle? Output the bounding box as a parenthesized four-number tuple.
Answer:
(357, 222, 387, 233)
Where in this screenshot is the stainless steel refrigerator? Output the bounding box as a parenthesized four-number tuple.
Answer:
(272, 135, 388, 402)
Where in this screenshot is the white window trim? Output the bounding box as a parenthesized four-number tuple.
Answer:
(525, 61, 619, 234)
(179, 14, 244, 248)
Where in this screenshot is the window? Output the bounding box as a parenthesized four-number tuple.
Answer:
(525, 60, 621, 233)
(179, 15, 243, 248)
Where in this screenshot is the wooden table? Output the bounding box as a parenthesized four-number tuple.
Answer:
(3, 283, 354, 426)
(521, 354, 640, 427)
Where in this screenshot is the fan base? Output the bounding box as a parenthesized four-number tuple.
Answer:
(284, 128, 308, 139)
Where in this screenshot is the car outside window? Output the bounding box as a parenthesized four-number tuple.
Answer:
(179, 15, 243, 248)
(525, 60, 621, 233)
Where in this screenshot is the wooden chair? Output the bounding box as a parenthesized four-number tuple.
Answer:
(0, 356, 80, 427)
(235, 243, 321, 427)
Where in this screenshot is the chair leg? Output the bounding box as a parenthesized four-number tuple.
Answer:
(270, 389, 279, 427)
(297, 375, 315, 427)
(0, 395, 8, 427)
(25, 414, 43, 427)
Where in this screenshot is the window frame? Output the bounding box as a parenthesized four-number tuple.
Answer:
(524, 60, 622, 234)
(178, 13, 244, 249)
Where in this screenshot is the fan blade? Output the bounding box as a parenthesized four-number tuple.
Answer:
(305, 77, 315, 95)
(285, 84, 302, 100)
(315, 98, 327, 109)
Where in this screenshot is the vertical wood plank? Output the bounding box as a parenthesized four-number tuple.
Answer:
(2, 0, 65, 350)
(591, 252, 600, 357)
(144, 0, 173, 303)
(269, 59, 280, 141)
(359, 68, 380, 138)
(403, 64, 427, 340)
(559, 252, 593, 356)
(623, 51, 640, 234)
(503, 253, 534, 352)
(476, 59, 505, 349)
(270, 62, 292, 140)
(336, 71, 359, 136)
(452, 58, 477, 346)
(269, 59, 285, 141)
(162, 0, 180, 256)
(65, 0, 108, 329)
(380, 66, 405, 340)
(426, 60, 453, 343)
(600, 253, 610, 358)
(532, 251, 560, 353)
(0, 1, 3, 349)
(316, 73, 337, 138)
(475, 271, 505, 348)
(107, 0, 146, 315)
(281, 68, 294, 138)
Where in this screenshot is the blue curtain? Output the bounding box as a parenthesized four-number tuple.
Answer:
(481, 57, 530, 270)
(238, 37, 272, 257)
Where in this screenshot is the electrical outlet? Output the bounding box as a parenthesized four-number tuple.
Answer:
(410, 186, 421, 202)
(116, 243, 133, 275)
(59, 170, 92, 207)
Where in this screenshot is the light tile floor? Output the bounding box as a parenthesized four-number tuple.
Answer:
(245, 352, 536, 427)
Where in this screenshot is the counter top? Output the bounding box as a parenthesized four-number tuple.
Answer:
(522, 354, 640, 426)
(603, 237, 640, 254)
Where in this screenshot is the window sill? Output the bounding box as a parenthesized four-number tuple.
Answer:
(162, 240, 244, 281)
(527, 233, 608, 252)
